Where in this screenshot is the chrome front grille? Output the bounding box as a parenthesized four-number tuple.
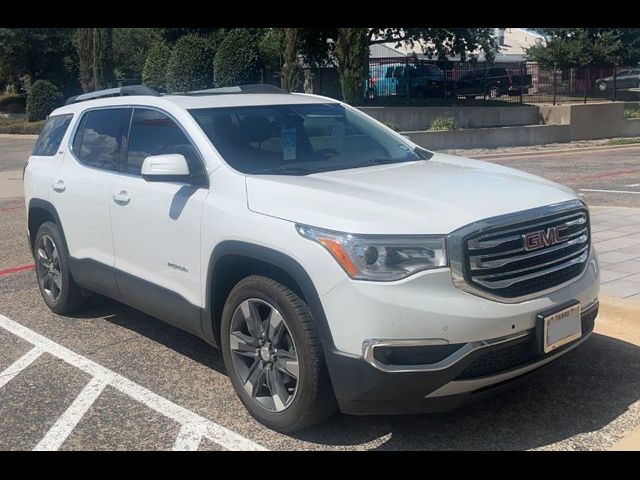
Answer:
(449, 200, 591, 301)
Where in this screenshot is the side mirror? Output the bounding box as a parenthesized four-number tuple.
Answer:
(141, 154, 190, 182)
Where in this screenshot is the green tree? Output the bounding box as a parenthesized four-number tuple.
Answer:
(112, 28, 163, 81)
(143, 41, 171, 92)
(75, 28, 94, 92)
(335, 28, 369, 103)
(93, 28, 113, 90)
(527, 29, 640, 67)
(214, 29, 260, 87)
(165, 34, 214, 92)
(281, 28, 300, 92)
(26, 79, 62, 121)
(0, 28, 75, 91)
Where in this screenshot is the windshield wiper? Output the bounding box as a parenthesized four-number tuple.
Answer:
(252, 165, 312, 175)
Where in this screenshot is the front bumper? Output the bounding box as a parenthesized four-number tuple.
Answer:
(326, 301, 598, 415)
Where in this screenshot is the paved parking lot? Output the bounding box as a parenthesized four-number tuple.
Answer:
(1, 136, 639, 450)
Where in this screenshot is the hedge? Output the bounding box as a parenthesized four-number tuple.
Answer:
(142, 41, 171, 93)
(0, 94, 27, 114)
(214, 29, 259, 87)
(26, 80, 63, 122)
(165, 34, 213, 93)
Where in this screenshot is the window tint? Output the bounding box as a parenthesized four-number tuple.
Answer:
(125, 109, 206, 180)
(33, 114, 73, 156)
(73, 108, 130, 171)
(190, 103, 429, 175)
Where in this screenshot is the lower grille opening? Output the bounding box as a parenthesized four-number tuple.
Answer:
(455, 306, 597, 380)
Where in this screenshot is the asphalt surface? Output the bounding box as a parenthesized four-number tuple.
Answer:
(1, 136, 639, 450)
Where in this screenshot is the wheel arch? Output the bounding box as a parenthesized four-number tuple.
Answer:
(204, 241, 336, 354)
(27, 198, 67, 254)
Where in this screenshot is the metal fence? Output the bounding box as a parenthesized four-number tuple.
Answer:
(360, 57, 640, 106)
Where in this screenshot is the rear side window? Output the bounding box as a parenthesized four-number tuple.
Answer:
(72, 108, 131, 171)
(33, 114, 73, 156)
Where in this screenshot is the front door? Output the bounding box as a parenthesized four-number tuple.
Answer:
(109, 107, 210, 335)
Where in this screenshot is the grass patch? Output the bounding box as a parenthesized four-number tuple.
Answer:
(430, 116, 458, 131)
(624, 109, 640, 119)
(0, 118, 44, 134)
(355, 96, 519, 108)
(605, 137, 640, 146)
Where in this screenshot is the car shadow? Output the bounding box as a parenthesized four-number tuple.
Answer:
(74, 295, 227, 375)
(84, 295, 640, 450)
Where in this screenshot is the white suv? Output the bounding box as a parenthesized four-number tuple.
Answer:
(24, 84, 600, 432)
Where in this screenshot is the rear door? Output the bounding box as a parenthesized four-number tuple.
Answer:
(109, 107, 210, 335)
(54, 107, 131, 294)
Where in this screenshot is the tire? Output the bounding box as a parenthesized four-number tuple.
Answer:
(220, 275, 337, 433)
(488, 85, 501, 99)
(598, 81, 608, 92)
(366, 88, 377, 100)
(413, 87, 426, 99)
(33, 221, 84, 315)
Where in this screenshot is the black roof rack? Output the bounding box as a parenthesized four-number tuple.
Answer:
(175, 84, 285, 96)
(65, 85, 160, 106)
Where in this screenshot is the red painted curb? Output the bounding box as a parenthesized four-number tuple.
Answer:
(0, 264, 35, 276)
(0, 204, 25, 212)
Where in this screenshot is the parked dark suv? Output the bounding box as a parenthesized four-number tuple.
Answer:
(456, 67, 532, 99)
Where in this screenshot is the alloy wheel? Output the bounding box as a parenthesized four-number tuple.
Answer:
(36, 234, 62, 301)
(229, 298, 300, 412)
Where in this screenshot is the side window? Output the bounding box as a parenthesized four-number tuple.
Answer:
(125, 109, 206, 181)
(33, 114, 73, 156)
(72, 108, 131, 171)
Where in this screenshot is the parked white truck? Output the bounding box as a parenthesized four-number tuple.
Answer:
(24, 85, 599, 432)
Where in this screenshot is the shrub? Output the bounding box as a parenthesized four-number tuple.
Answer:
(430, 116, 458, 131)
(143, 41, 171, 93)
(0, 94, 27, 113)
(382, 121, 400, 131)
(214, 29, 259, 87)
(165, 34, 214, 93)
(26, 80, 63, 122)
(624, 109, 640, 119)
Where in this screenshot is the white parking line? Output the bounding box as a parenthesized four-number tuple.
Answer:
(580, 189, 640, 195)
(0, 313, 267, 451)
(0, 346, 43, 389)
(173, 425, 204, 451)
(34, 377, 107, 451)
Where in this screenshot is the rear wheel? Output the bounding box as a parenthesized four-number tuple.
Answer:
(488, 84, 501, 99)
(366, 88, 377, 100)
(220, 275, 337, 432)
(34, 222, 84, 315)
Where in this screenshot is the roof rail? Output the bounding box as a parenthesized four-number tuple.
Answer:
(175, 84, 285, 96)
(65, 85, 160, 106)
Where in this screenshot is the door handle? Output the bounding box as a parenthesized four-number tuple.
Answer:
(112, 191, 131, 206)
(52, 180, 65, 193)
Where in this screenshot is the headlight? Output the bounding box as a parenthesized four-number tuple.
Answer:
(296, 224, 447, 281)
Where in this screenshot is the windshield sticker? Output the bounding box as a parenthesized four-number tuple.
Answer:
(282, 126, 297, 161)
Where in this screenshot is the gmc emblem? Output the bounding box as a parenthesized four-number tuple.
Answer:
(522, 225, 569, 251)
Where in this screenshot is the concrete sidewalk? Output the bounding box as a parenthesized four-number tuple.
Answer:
(591, 206, 640, 300)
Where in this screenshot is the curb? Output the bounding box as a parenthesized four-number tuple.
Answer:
(468, 142, 640, 160)
(598, 294, 640, 324)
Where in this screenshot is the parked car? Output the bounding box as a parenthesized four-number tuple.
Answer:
(456, 67, 533, 99)
(596, 68, 640, 92)
(25, 84, 599, 433)
(366, 63, 456, 99)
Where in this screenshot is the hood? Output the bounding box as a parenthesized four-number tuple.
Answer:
(245, 153, 578, 235)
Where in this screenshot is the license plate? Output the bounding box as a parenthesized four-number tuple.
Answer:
(540, 303, 582, 354)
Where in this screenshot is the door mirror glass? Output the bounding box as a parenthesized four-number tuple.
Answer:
(141, 154, 190, 182)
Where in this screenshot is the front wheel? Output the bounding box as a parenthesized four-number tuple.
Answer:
(597, 81, 608, 92)
(220, 275, 337, 433)
(488, 85, 501, 98)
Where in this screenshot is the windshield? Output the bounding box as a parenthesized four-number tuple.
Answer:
(189, 103, 431, 175)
